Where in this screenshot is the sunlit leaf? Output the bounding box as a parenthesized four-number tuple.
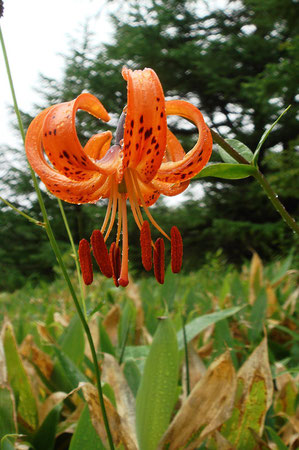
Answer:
(195, 163, 256, 179)
(217, 139, 253, 163)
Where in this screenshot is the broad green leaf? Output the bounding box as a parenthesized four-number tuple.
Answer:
(0, 388, 16, 440)
(69, 404, 105, 450)
(1, 435, 15, 450)
(177, 306, 245, 350)
(253, 105, 291, 165)
(195, 163, 256, 179)
(98, 320, 116, 357)
(123, 345, 149, 374)
(136, 317, 179, 450)
(2, 322, 38, 430)
(123, 360, 141, 397)
(51, 346, 88, 393)
(32, 403, 62, 450)
(59, 315, 85, 367)
(217, 139, 253, 163)
(266, 427, 288, 450)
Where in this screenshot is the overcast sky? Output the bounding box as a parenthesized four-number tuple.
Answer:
(0, 0, 114, 148)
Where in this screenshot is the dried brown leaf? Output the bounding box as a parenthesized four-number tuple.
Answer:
(80, 381, 138, 449)
(20, 335, 53, 380)
(237, 337, 273, 417)
(102, 353, 137, 447)
(182, 344, 206, 401)
(158, 351, 236, 449)
(103, 304, 120, 346)
(249, 252, 264, 305)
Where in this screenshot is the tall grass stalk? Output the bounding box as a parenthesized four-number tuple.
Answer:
(0, 25, 115, 449)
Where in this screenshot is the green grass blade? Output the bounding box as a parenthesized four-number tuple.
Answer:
(32, 403, 62, 450)
(0, 387, 16, 440)
(177, 306, 245, 350)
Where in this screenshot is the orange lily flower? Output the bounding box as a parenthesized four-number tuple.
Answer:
(25, 67, 212, 287)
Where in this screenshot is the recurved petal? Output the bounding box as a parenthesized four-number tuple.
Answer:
(84, 131, 112, 159)
(122, 67, 167, 183)
(151, 178, 190, 197)
(41, 93, 112, 181)
(156, 100, 212, 184)
(164, 128, 186, 163)
(25, 107, 111, 204)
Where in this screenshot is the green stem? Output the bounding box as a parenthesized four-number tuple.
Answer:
(253, 170, 299, 236)
(57, 199, 86, 319)
(0, 195, 45, 227)
(211, 129, 250, 165)
(0, 25, 115, 449)
(212, 128, 299, 236)
(181, 314, 190, 396)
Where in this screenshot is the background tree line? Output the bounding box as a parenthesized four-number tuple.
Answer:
(1, 0, 298, 291)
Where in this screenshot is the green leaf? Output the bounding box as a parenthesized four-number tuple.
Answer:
(98, 320, 116, 357)
(0, 388, 16, 440)
(177, 306, 245, 350)
(248, 288, 267, 344)
(59, 315, 85, 367)
(2, 322, 38, 430)
(136, 317, 179, 450)
(253, 105, 291, 165)
(123, 359, 141, 397)
(266, 426, 288, 450)
(1, 435, 15, 450)
(217, 139, 253, 163)
(69, 404, 106, 450)
(195, 163, 256, 180)
(123, 345, 150, 374)
(32, 403, 62, 450)
(51, 346, 88, 393)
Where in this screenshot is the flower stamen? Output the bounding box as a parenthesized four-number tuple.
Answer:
(78, 239, 93, 285)
(118, 193, 129, 287)
(90, 230, 113, 278)
(109, 242, 121, 287)
(153, 237, 165, 284)
(171, 226, 183, 273)
(140, 221, 152, 271)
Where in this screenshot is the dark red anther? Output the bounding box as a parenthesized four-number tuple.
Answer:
(153, 238, 165, 284)
(90, 229, 113, 278)
(140, 221, 152, 271)
(78, 239, 93, 285)
(109, 242, 121, 287)
(171, 226, 183, 273)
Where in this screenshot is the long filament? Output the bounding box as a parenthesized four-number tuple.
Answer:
(118, 194, 129, 287)
(104, 181, 118, 242)
(116, 195, 122, 246)
(131, 170, 170, 241)
(101, 180, 113, 234)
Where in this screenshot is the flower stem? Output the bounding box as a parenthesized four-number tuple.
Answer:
(0, 25, 115, 449)
(57, 198, 86, 319)
(253, 170, 299, 236)
(181, 314, 190, 396)
(211, 128, 299, 236)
